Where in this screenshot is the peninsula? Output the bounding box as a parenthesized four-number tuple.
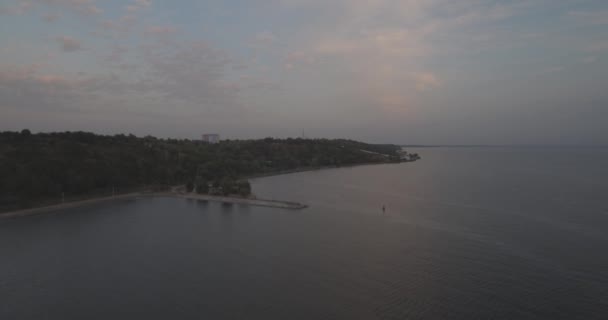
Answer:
(0, 130, 419, 214)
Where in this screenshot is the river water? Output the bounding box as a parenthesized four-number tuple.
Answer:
(1, 147, 608, 319)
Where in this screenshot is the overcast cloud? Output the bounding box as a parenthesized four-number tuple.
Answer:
(0, 0, 607, 144)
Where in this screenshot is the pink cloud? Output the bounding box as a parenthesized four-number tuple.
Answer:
(125, 0, 151, 14)
(414, 72, 441, 92)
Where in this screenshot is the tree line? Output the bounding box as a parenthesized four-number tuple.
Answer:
(0, 130, 404, 211)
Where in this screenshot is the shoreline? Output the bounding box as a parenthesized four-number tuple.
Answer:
(0, 193, 145, 219)
(0, 192, 307, 220)
(245, 160, 407, 180)
(0, 160, 418, 219)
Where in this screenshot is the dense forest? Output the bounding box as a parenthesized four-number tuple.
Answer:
(0, 130, 409, 212)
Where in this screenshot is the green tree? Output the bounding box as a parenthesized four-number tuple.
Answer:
(185, 181, 194, 192)
(0, 130, 405, 212)
(236, 180, 251, 197)
(196, 179, 209, 194)
(220, 178, 236, 196)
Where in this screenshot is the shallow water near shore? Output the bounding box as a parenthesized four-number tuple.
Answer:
(2, 147, 608, 319)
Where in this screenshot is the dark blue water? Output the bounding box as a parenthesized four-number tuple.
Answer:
(2, 147, 608, 319)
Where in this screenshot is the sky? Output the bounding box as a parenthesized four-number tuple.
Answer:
(1, 0, 607, 145)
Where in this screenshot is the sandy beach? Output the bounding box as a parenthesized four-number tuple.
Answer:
(0, 193, 145, 219)
(0, 192, 307, 219)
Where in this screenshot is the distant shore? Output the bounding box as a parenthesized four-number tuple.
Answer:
(0, 191, 307, 220)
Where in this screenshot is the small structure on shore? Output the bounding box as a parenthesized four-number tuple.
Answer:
(202, 133, 220, 144)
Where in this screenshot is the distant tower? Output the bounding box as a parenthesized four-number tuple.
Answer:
(202, 134, 220, 144)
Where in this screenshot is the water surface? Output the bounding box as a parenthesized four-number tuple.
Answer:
(2, 147, 608, 319)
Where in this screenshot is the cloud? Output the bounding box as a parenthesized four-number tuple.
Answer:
(582, 56, 597, 64)
(0, 64, 148, 118)
(135, 0, 151, 7)
(4, 0, 607, 143)
(145, 25, 178, 37)
(42, 13, 60, 23)
(1, 0, 101, 16)
(98, 15, 139, 38)
(251, 32, 277, 48)
(568, 11, 608, 25)
(585, 41, 608, 53)
(1, 2, 253, 121)
(56, 36, 83, 52)
(41, 0, 102, 15)
(313, 28, 430, 58)
(100, 45, 130, 67)
(0, 65, 97, 112)
(271, 0, 555, 114)
(0, 1, 32, 15)
(284, 51, 315, 69)
(414, 72, 441, 92)
(97, 1, 154, 39)
(520, 32, 543, 39)
(136, 42, 243, 109)
(126, 0, 151, 13)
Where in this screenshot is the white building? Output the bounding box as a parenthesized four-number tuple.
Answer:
(202, 134, 220, 144)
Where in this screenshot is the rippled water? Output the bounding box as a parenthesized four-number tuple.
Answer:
(2, 147, 608, 319)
